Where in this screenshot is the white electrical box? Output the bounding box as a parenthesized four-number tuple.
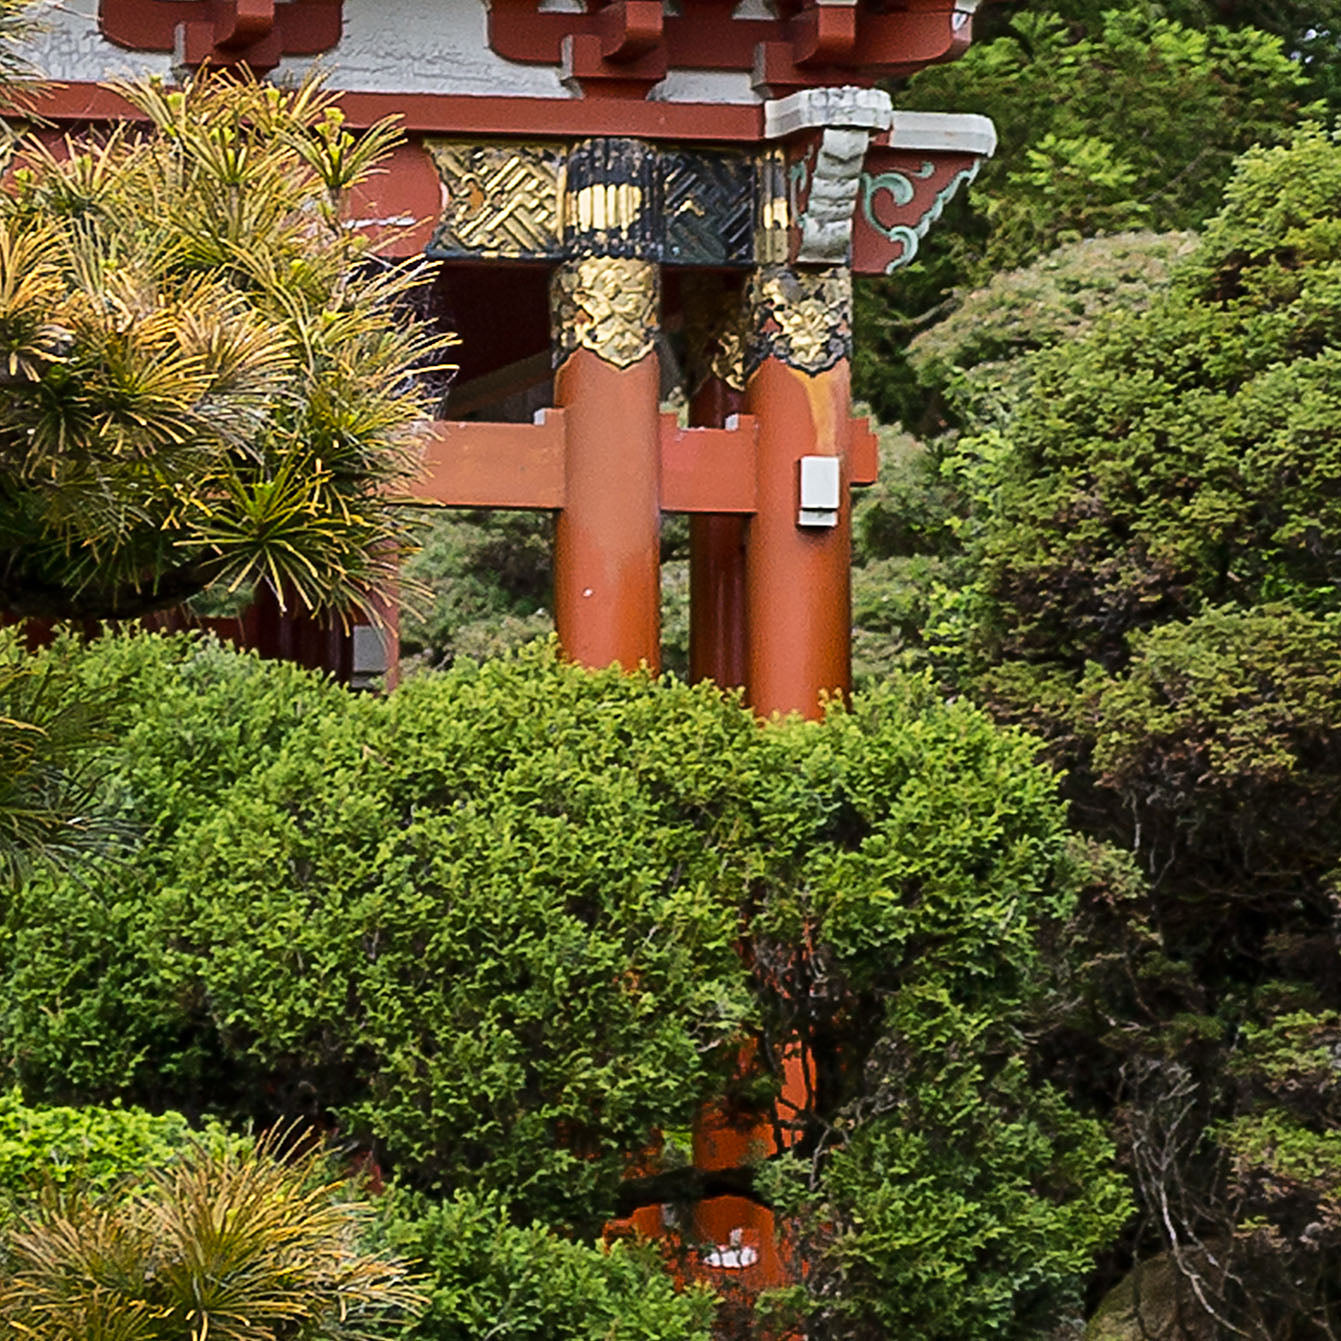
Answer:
(797, 455, 841, 528)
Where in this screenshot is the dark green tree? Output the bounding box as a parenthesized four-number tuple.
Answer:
(934, 127, 1341, 1336)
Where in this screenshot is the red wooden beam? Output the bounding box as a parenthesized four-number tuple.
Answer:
(399, 412, 566, 509)
(395, 412, 869, 513)
(25, 82, 765, 141)
(849, 416, 879, 487)
(659, 413, 758, 515)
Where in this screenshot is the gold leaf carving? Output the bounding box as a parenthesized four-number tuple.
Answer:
(681, 274, 746, 393)
(564, 183, 645, 237)
(425, 140, 564, 258)
(551, 258, 659, 370)
(754, 149, 791, 267)
(747, 265, 852, 376)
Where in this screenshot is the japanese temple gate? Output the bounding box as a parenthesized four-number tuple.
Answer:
(32, 0, 995, 719)
(26, 0, 995, 1288)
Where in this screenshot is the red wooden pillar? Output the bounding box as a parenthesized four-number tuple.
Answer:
(550, 258, 663, 674)
(549, 139, 663, 675)
(684, 276, 749, 691)
(743, 265, 853, 721)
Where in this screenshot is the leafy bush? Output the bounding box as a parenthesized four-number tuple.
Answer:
(955, 128, 1341, 670)
(0, 631, 1128, 1334)
(384, 1189, 715, 1341)
(0, 1091, 204, 1207)
(1079, 606, 1341, 928)
(0, 72, 450, 623)
(855, 7, 1311, 424)
(399, 509, 552, 669)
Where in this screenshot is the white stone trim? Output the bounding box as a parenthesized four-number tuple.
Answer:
(763, 85, 893, 139)
(886, 111, 997, 158)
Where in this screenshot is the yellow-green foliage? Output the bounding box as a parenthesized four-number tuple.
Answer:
(0, 71, 450, 622)
(0, 1133, 423, 1340)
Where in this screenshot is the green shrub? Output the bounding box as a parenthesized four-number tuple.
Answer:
(0, 1091, 201, 1207)
(385, 1189, 715, 1341)
(956, 127, 1341, 669)
(1079, 605, 1341, 927)
(0, 631, 1127, 1334)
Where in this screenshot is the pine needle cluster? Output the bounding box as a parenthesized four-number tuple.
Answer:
(0, 71, 453, 622)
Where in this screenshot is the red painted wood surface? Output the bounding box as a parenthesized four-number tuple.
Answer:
(404, 413, 567, 510)
(743, 355, 853, 721)
(658, 414, 757, 515)
(552, 347, 663, 674)
(687, 378, 749, 692)
(27, 83, 765, 141)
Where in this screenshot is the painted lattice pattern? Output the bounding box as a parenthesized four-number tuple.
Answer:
(425, 141, 565, 260)
(661, 151, 756, 267)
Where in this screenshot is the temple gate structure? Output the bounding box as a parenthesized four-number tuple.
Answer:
(30, 0, 995, 718)
(24, 0, 996, 1293)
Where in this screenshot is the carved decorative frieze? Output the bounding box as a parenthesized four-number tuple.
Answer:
(746, 265, 852, 377)
(662, 150, 756, 268)
(564, 138, 659, 259)
(551, 258, 660, 370)
(422, 133, 991, 275)
(424, 140, 565, 261)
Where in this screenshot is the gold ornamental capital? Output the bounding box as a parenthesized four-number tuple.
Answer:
(550, 257, 660, 370)
(746, 265, 852, 377)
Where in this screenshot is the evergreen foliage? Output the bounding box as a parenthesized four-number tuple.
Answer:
(905, 124, 1341, 1338)
(0, 630, 1129, 1338)
(384, 1190, 716, 1341)
(0, 72, 450, 622)
(856, 3, 1316, 424)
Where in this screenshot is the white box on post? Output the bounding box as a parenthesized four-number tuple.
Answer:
(797, 455, 841, 528)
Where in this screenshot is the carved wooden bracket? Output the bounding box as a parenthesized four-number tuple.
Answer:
(851, 142, 985, 274)
(99, 0, 342, 71)
(489, 0, 979, 96)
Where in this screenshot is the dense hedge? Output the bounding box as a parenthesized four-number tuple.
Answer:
(0, 630, 1129, 1336)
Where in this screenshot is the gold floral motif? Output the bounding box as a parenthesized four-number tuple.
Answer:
(747, 265, 852, 376)
(681, 274, 747, 393)
(425, 140, 564, 259)
(550, 258, 659, 370)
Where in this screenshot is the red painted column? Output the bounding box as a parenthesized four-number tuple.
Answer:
(550, 255, 663, 674)
(683, 275, 749, 690)
(687, 380, 748, 691)
(742, 266, 853, 721)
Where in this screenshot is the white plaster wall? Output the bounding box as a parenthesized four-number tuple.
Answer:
(287, 0, 570, 97)
(649, 69, 759, 105)
(17, 0, 173, 84)
(14, 0, 765, 106)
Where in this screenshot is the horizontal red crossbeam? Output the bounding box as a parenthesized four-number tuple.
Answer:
(26, 83, 765, 141)
(402, 412, 567, 509)
(659, 413, 757, 514)
(397, 411, 876, 513)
